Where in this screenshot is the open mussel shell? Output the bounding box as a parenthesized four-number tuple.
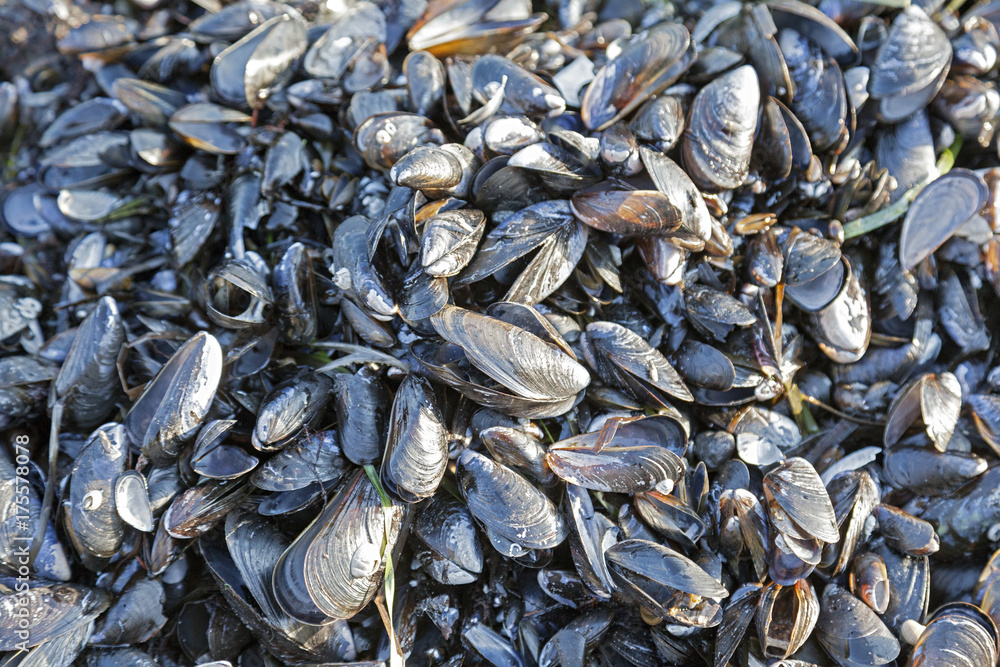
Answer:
(457, 449, 567, 554)
(582, 23, 695, 131)
(272, 468, 407, 624)
(682, 64, 759, 192)
(412, 340, 580, 418)
(899, 169, 989, 271)
(210, 13, 306, 109)
(0, 583, 110, 650)
(633, 490, 707, 551)
(64, 423, 128, 563)
(803, 257, 871, 364)
(764, 457, 840, 545)
(406, 0, 545, 56)
(546, 417, 684, 493)
(756, 579, 818, 659)
(883, 372, 962, 451)
(381, 374, 448, 503)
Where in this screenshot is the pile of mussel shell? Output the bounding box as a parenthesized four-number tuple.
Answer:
(7, 0, 1000, 664)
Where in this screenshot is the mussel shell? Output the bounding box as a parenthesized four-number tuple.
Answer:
(412, 493, 484, 585)
(546, 418, 684, 493)
(272, 469, 406, 623)
(210, 13, 306, 109)
(251, 430, 344, 492)
(570, 188, 682, 236)
(53, 295, 125, 428)
(123, 331, 223, 463)
(764, 457, 839, 544)
(803, 257, 870, 364)
(430, 305, 590, 402)
(816, 584, 900, 666)
(869, 7, 951, 101)
(605, 539, 728, 619)
(353, 112, 446, 170)
(756, 579, 819, 659)
(333, 372, 390, 465)
(252, 372, 333, 452)
(382, 374, 448, 503)
(473, 54, 566, 117)
(65, 423, 128, 562)
(457, 449, 567, 552)
(420, 209, 486, 277)
(582, 321, 692, 403)
(899, 169, 989, 270)
(582, 23, 694, 130)
(681, 65, 759, 192)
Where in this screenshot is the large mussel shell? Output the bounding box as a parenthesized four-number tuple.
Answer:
(272, 468, 406, 624)
(582, 23, 694, 131)
(332, 372, 390, 465)
(570, 188, 682, 237)
(869, 6, 951, 122)
(431, 305, 590, 403)
(605, 539, 728, 624)
(382, 374, 448, 503)
(420, 209, 486, 277)
(0, 583, 110, 650)
(907, 602, 999, 667)
(457, 449, 567, 553)
(682, 64, 759, 192)
(882, 372, 962, 452)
